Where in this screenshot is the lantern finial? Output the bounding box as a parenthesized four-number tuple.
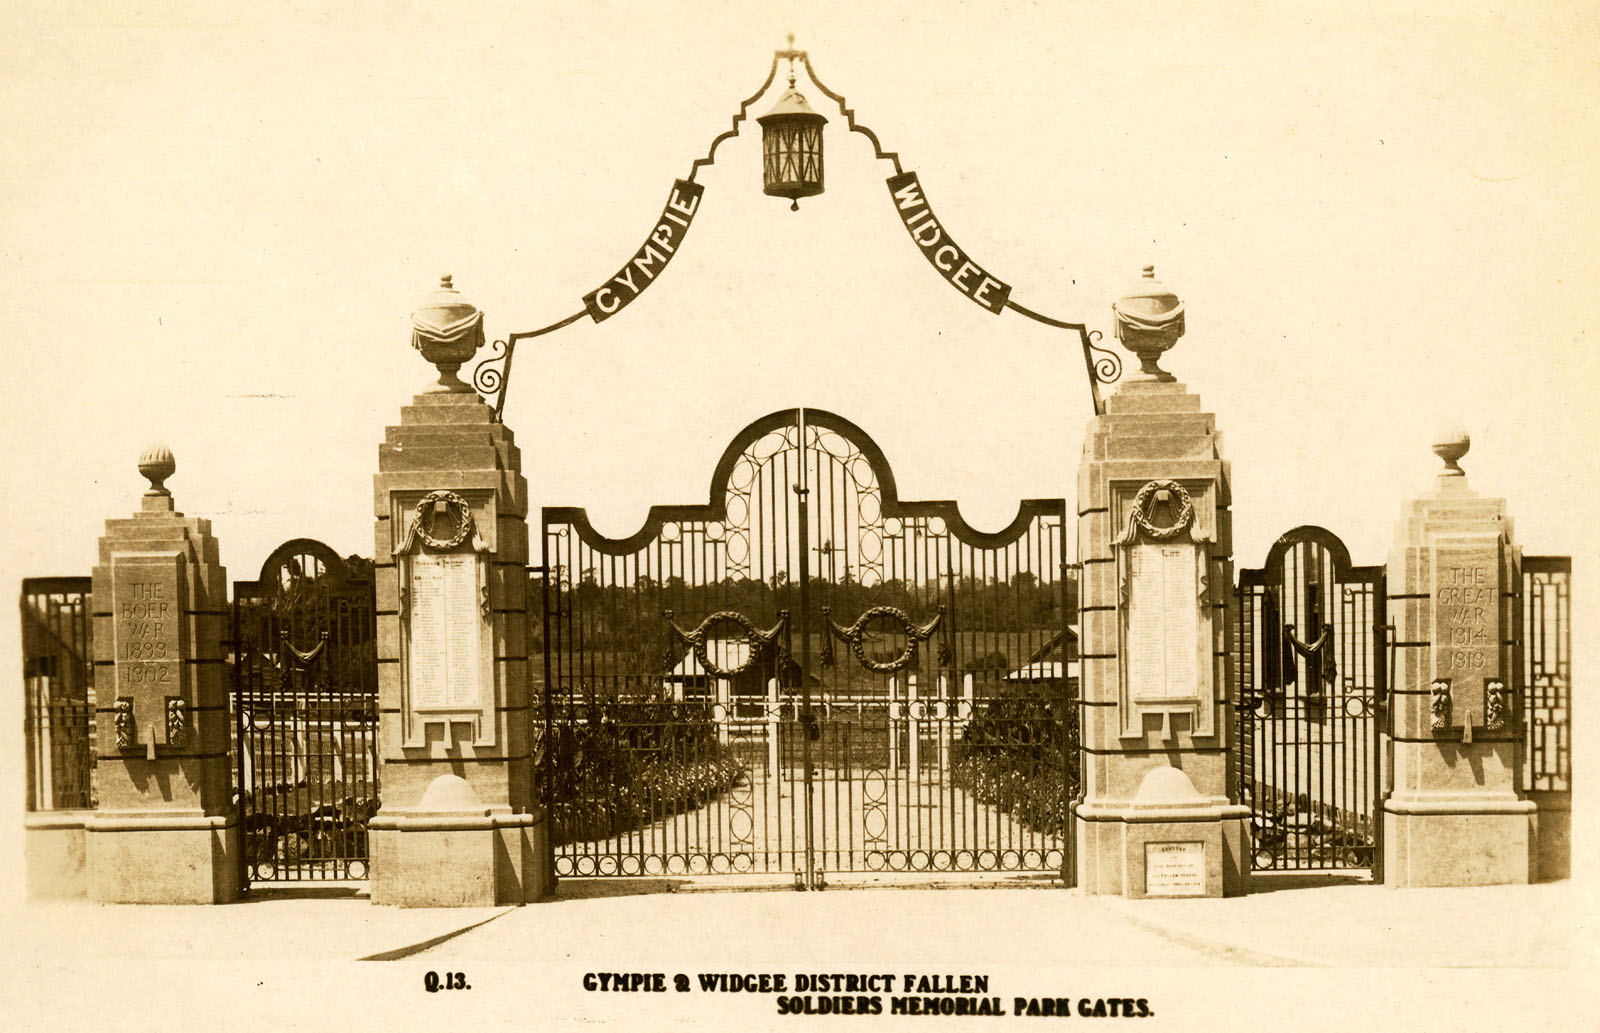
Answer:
(758, 47, 828, 211)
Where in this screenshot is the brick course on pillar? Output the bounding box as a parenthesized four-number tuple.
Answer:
(1073, 269, 1247, 897)
(1383, 431, 1535, 886)
(367, 277, 550, 906)
(84, 445, 238, 904)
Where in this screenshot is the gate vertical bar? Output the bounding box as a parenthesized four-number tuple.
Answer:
(795, 408, 816, 889)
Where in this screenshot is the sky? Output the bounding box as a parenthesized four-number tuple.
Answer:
(1, 0, 1597, 1024)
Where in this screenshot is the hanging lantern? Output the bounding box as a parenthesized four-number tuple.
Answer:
(758, 74, 827, 210)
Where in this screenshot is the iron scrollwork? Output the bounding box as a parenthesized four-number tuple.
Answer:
(823, 605, 944, 674)
(664, 609, 789, 677)
(1086, 327, 1122, 385)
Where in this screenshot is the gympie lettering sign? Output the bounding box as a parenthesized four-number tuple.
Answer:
(583, 180, 704, 323)
(886, 171, 1011, 313)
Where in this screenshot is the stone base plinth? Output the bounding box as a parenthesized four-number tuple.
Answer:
(1530, 792, 1570, 882)
(1076, 766, 1248, 898)
(1383, 795, 1536, 888)
(370, 810, 551, 907)
(1077, 813, 1248, 898)
(84, 812, 239, 904)
(26, 811, 90, 900)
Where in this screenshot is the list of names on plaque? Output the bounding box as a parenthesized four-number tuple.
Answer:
(408, 551, 482, 710)
(1145, 841, 1205, 896)
(1127, 543, 1200, 700)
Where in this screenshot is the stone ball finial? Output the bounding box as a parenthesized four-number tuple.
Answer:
(138, 443, 176, 496)
(1431, 426, 1470, 477)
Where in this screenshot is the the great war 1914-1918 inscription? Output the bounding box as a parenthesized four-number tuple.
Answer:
(1127, 543, 1199, 701)
(408, 551, 481, 711)
(1432, 543, 1499, 724)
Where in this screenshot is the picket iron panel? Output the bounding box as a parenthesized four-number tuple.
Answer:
(231, 540, 379, 887)
(542, 409, 1076, 886)
(1236, 527, 1385, 878)
(21, 577, 96, 812)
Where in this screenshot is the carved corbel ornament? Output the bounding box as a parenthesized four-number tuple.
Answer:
(1429, 678, 1452, 732)
(165, 696, 189, 748)
(665, 610, 789, 677)
(114, 697, 135, 750)
(1485, 679, 1507, 731)
(824, 605, 944, 674)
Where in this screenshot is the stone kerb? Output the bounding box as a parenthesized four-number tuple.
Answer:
(1383, 431, 1535, 887)
(80, 445, 238, 904)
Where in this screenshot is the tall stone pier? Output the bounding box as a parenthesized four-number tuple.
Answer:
(367, 277, 551, 906)
(85, 446, 238, 903)
(1074, 269, 1248, 897)
(1383, 431, 1535, 886)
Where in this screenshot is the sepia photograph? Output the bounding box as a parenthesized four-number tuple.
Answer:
(2, 2, 1595, 1029)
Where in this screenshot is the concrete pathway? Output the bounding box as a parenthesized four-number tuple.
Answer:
(8, 879, 1594, 1033)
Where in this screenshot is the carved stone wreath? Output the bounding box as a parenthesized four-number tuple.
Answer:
(664, 609, 788, 677)
(824, 606, 944, 674)
(1126, 479, 1195, 540)
(411, 490, 476, 550)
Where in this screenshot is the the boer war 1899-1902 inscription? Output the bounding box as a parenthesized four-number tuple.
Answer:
(1127, 544, 1198, 700)
(408, 552, 481, 710)
(1432, 543, 1499, 720)
(112, 555, 184, 739)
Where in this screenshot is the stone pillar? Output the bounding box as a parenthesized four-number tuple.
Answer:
(1383, 430, 1534, 886)
(1073, 268, 1248, 897)
(84, 445, 237, 903)
(367, 277, 551, 906)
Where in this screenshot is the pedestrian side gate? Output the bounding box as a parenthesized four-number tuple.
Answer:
(231, 539, 379, 887)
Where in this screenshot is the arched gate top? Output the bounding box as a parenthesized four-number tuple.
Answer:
(544, 407, 1065, 555)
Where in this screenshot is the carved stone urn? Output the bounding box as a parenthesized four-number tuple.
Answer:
(410, 274, 485, 393)
(1112, 265, 1186, 381)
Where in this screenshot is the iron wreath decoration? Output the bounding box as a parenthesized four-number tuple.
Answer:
(823, 605, 944, 674)
(664, 609, 790, 678)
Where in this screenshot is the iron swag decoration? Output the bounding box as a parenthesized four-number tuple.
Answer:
(472, 33, 1122, 420)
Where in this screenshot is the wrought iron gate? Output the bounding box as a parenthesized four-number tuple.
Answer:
(1235, 527, 1385, 877)
(21, 577, 96, 812)
(542, 409, 1076, 886)
(231, 540, 379, 887)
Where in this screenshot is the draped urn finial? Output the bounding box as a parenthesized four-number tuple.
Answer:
(1112, 265, 1186, 381)
(410, 274, 485, 393)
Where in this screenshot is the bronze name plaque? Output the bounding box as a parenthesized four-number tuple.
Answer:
(408, 551, 483, 711)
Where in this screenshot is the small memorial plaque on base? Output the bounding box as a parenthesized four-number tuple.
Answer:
(1145, 841, 1205, 897)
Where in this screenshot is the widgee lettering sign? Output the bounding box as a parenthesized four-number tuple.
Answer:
(886, 171, 1011, 314)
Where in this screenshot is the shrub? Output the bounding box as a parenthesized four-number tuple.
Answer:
(950, 688, 1077, 838)
(542, 702, 748, 847)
